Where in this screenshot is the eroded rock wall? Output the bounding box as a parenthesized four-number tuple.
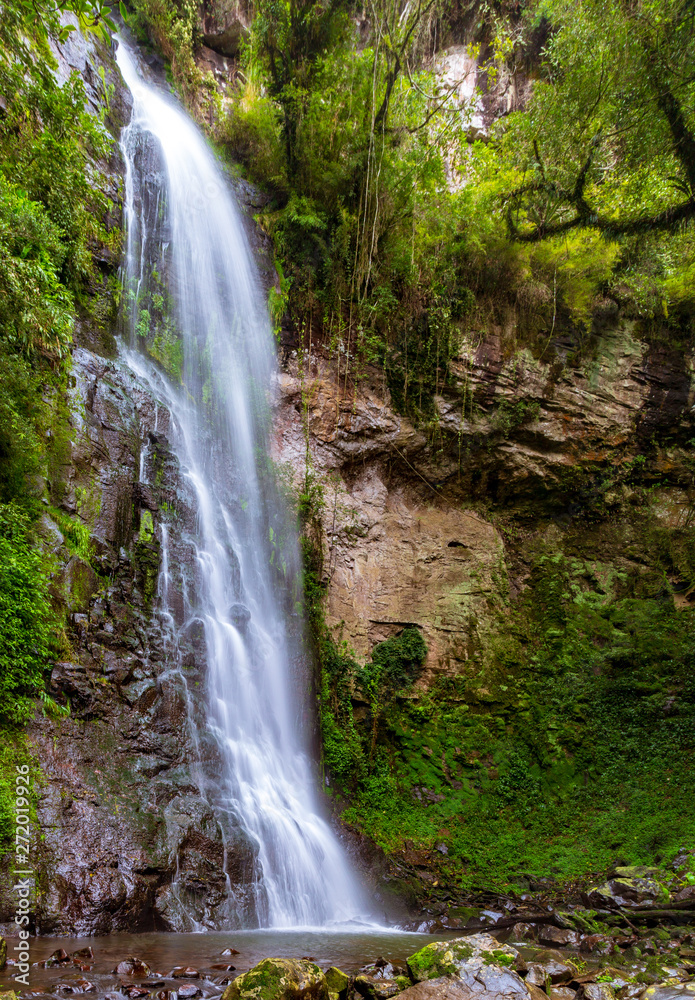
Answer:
(271, 321, 695, 680)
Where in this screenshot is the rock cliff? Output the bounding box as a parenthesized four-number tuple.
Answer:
(272, 322, 694, 681)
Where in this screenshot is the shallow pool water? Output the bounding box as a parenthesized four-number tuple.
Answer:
(1, 927, 459, 996)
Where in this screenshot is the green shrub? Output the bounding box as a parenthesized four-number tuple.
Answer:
(0, 505, 53, 726)
(0, 178, 74, 356)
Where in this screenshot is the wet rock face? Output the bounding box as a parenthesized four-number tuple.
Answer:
(26, 343, 264, 934)
(271, 323, 695, 678)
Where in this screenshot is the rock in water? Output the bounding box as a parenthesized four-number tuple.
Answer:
(407, 934, 519, 984)
(222, 958, 329, 1000)
(114, 958, 151, 977)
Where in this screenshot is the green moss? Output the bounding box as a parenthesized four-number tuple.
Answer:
(324, 968, 349, 1000)
(316, 503, 695, 895)
(224, 959, 326, 1000)
(138, 509, 154, 543)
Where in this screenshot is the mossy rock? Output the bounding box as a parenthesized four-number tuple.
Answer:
(0, 937, 6, 970)
(222, 958, 329, 1000)
(324, 968, 349, 1000)
(406, 934, 518, 983)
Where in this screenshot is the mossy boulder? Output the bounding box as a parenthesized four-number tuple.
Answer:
(222, 958, 329, 1000)
(324, 968, 349, 1000)
(0, 937, 6, 969)
(407, 934, 518, 984)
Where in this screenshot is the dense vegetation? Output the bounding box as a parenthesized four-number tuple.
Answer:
(128, 0, 695, 893)
(0, 0, 117, 843)
(0, 0, 691, 895)
(303, 493, 695, 895)
(135, 0, 695, 424)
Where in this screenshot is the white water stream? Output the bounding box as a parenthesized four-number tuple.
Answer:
(115, 41, 366, 929)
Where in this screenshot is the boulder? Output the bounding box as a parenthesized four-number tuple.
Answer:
(73, 948, 94, 961)
(399, 976, 510, 999)
(539, 962, 573, 986)
(579, 936, 613, 956)
(114, 958, 151, 976)
(354, 976, 403, 1000)
(639, 987, 695, 1000)
(202, 16, 248, 57)
(324, 968, 349, 1000)
(538, 927, 580, 948)
(510, 924, 537, 942)
(407, 934, 518, 983)
(584, 987, 616, 1000)
(585, 867, 664, 907)
(222, 959, 329, 1000)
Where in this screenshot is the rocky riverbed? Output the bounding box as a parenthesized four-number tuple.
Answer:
(1, 923, 694, 1000)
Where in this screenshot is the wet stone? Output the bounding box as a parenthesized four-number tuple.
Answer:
(526, 967, 549, 988)
(227, 604, 251, 628)
(222, 957, 328, 1000)
(542, 963, 573, 985)
(177, 987, 202, 998)
(580, 936, 613, 955)
(220, 950, 239, 957)
(72, 949, 94, 961)
(538, 927, 580, 948)
(551, 989, 576, 1000)
(511, 925, 537, 942)
(120, 986, 152, 999)
(324, 968, 350, 1000)
(398, 978, 475, 999)
(115, 959, 151, 977)
(354, 976, 403, 1000)
(173, 969, 200, 979)
(585, 986, 617, 1000)
(407, 933, 519, 984)
(51, 951, 72, 966)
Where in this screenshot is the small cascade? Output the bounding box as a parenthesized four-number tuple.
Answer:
(116, 40, 367, 929)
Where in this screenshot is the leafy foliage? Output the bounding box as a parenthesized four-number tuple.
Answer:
(331, 528, 695, 892)
(0, 0, 119, 827)
(0, 506, 54, 726)
(0, 179, 74, 357)
(209, 0, 695, 424)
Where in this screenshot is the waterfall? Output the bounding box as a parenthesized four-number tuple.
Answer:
(115, 41, 366, 929)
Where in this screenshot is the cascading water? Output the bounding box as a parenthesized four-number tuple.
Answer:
(115, 40, 366, 929)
